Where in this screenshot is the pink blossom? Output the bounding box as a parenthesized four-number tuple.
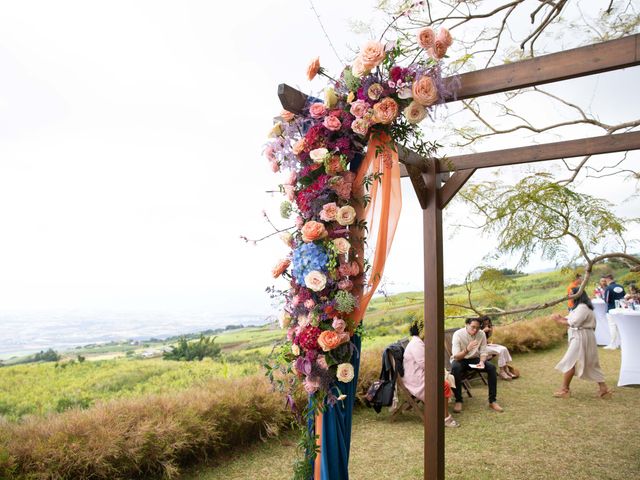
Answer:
(303, 378, 320, 394)
(304, 299, 315, 309)
(332, 317, 347, 333)
(284, 185, 295, 201)
(269, 160, 279, 172)
(319, 202, 338, 222)
(323, 115, 342, 131)
(317, 355, 329, 370)
(292, 295, 301, 307)
(338, 279, 353, 291)
(285, 171, 297, 185)
(309, 103, 327, 118)
(349, 100, 370, 118)
(295, 216, 304, 229)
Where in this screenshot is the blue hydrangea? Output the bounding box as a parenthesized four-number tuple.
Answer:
(291, 242, 329, 284)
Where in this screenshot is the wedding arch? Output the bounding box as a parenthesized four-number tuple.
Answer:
(277, 33, 640, 480)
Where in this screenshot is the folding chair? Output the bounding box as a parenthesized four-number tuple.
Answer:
(388, 350, 425, 422)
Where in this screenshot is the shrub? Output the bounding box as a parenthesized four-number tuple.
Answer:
(491, 315, 567, 353)
(0, 376, 290, 479)
(163, 335, 221, 361)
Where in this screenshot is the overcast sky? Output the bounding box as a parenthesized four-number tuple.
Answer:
(0, 1, 638, 317)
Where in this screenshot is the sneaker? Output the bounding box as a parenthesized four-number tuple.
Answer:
(444, 415, 460, 428)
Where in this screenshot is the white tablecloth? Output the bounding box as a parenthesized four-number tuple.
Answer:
(609, 308, 640, 386)
(592, 298, 610, 346)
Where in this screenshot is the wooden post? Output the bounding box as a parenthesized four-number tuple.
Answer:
(423, 159, 445, 480)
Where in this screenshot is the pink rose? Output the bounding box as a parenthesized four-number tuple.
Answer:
(349, 100, 370, 118)
(330, 176, 354, 200)
(339, 261, 360, 277)
(304, 270, 327, 292)
(303, 377, 320, 394)
(265, 145, 276, 162)
(317, 355, 328, 370)
(320, 202, 338, 222)
(304, 299, 315, 309)
(285, 171, 297, 185)
(284, 185, 295, 201)
(309, 103, 327, 118)
(323, 115, 342, 131)
(269, 160, 279, 173)
(295, 216, 304, 229)
(332, 317, 347, 333)
(301, 221, 328, 242)
(412, 75, 438, 106)
(372, 97, 399, 125)
(437, 28, 453, 47)
(359, 40, 386, 70)
(417, 27, 435, 50)
(291, 295, 301, 307)
(429, 39, 448, 59)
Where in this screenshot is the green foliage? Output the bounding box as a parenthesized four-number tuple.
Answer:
(460, 174, 635, 268)
(163, 335, 221, 362)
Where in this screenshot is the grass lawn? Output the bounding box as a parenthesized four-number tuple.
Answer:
(181, 345, 640, 480)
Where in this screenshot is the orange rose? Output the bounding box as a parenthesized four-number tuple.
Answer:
(372, 97, 399, 125)
(359, 40, 386, 70)
(412, 75, 438, 106)
(272, 258, 290, 278)
(437, 27, 453, 48)
(417, 27, 435, 50)
(317, 330, 350, 352)
(307, 57, 321, 81)
(292, 138, 306, 155)
(301, 221, 328, 242)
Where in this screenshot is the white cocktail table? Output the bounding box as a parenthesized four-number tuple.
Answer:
(608, 308, 640, 386)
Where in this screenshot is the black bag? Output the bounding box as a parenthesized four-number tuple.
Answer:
(365, 340, 407, 413)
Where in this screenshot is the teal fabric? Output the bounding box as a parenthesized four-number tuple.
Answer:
(317, 334, 361, 480)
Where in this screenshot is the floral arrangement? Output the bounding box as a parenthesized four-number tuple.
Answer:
(263, 26, 455, 478)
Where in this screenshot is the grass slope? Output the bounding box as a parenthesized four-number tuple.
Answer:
(181, 346, 640, 480)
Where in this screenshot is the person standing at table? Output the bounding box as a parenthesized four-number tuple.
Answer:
(594, 277, 607, 299)
(603, 274, 626, 350)
(552, 289, 613, 399)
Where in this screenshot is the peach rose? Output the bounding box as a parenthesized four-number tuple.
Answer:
(430, 39, 448, 59)
(323, 115, 342, 131)
(404, 101, 427, 124)
(307, 57, 321, 81)
(336, 363, 355, 383)
(412, 75, 438, 106)
(351, 57, 370, 78)
(319, 202, 338, 222)
(359, 40, 386, 70)
(284, 185, 295, 201)
(336, 205, 357, 226)
(372, 97, 399, 125)
(417, 27, 436, 50)
(280, 232, 293, 247)
(272, 258, 290, 278)
(304, 270, 327, 292)
(351, 117, 371, 136)
(281, 110, 295, 122)
(437, 27, 453, 47)
(332, 237, 351, 255)
(303, 377, 320, 394)
(309, 147, 329, 163)
(292, 138, 306, 155)
(350, 100, 370, 118)
(317, 330, 349, 351)
(325, 155, 345, 175)
(301, 220, 328, 242)
(309, 102, 327, 118)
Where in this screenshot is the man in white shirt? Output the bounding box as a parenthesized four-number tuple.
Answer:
(451, 317, 503, 413)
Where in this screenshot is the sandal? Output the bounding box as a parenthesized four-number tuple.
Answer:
(598, 389, 614, 399)
(499, 371, 512, 381)
(553, 388, 570, 398)
(444, 415, 460, 428)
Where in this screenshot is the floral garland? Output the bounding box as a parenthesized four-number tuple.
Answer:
(264, 26, 455, 478)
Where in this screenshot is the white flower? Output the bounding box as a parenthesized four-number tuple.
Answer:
(336, 363, 355, 383)
(304, 270, 327, 292)
(292, 344, 300, 356)
(336, 205, 357, 226)
(337, 394, 347, 401)
(279, 310, 292, 329)
(397, 86, 413, 99)
(310, 147, 329, 164)
(403, 101, 427, 124)
(332, 237, 351, 255)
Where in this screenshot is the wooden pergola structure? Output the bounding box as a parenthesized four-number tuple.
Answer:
(280, 33, 640, 480)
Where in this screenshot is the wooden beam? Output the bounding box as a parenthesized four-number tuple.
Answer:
(445, 34, 640, 101)
(435, 131, 640, 172)
(423, 159, 445, 480)
(406, 164, 428, 209)
(438, 169, 476, 209)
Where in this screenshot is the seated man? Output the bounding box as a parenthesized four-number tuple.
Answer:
(403, 321, 459, 427)
(450, 317, 504, 413)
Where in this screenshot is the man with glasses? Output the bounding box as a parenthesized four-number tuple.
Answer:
(450, 317, 504, 413)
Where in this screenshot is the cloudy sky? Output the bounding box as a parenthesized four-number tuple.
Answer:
(0, 1, 638, 318)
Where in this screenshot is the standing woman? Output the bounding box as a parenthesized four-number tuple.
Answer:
(552, 289, 613, 399)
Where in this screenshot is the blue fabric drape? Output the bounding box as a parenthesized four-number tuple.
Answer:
(317, 334, 361, 480)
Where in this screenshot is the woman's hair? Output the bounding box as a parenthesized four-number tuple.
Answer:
(478, 315, 492, 328)
(409, 322, 420, 336)
(571, 287, 593, 310)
